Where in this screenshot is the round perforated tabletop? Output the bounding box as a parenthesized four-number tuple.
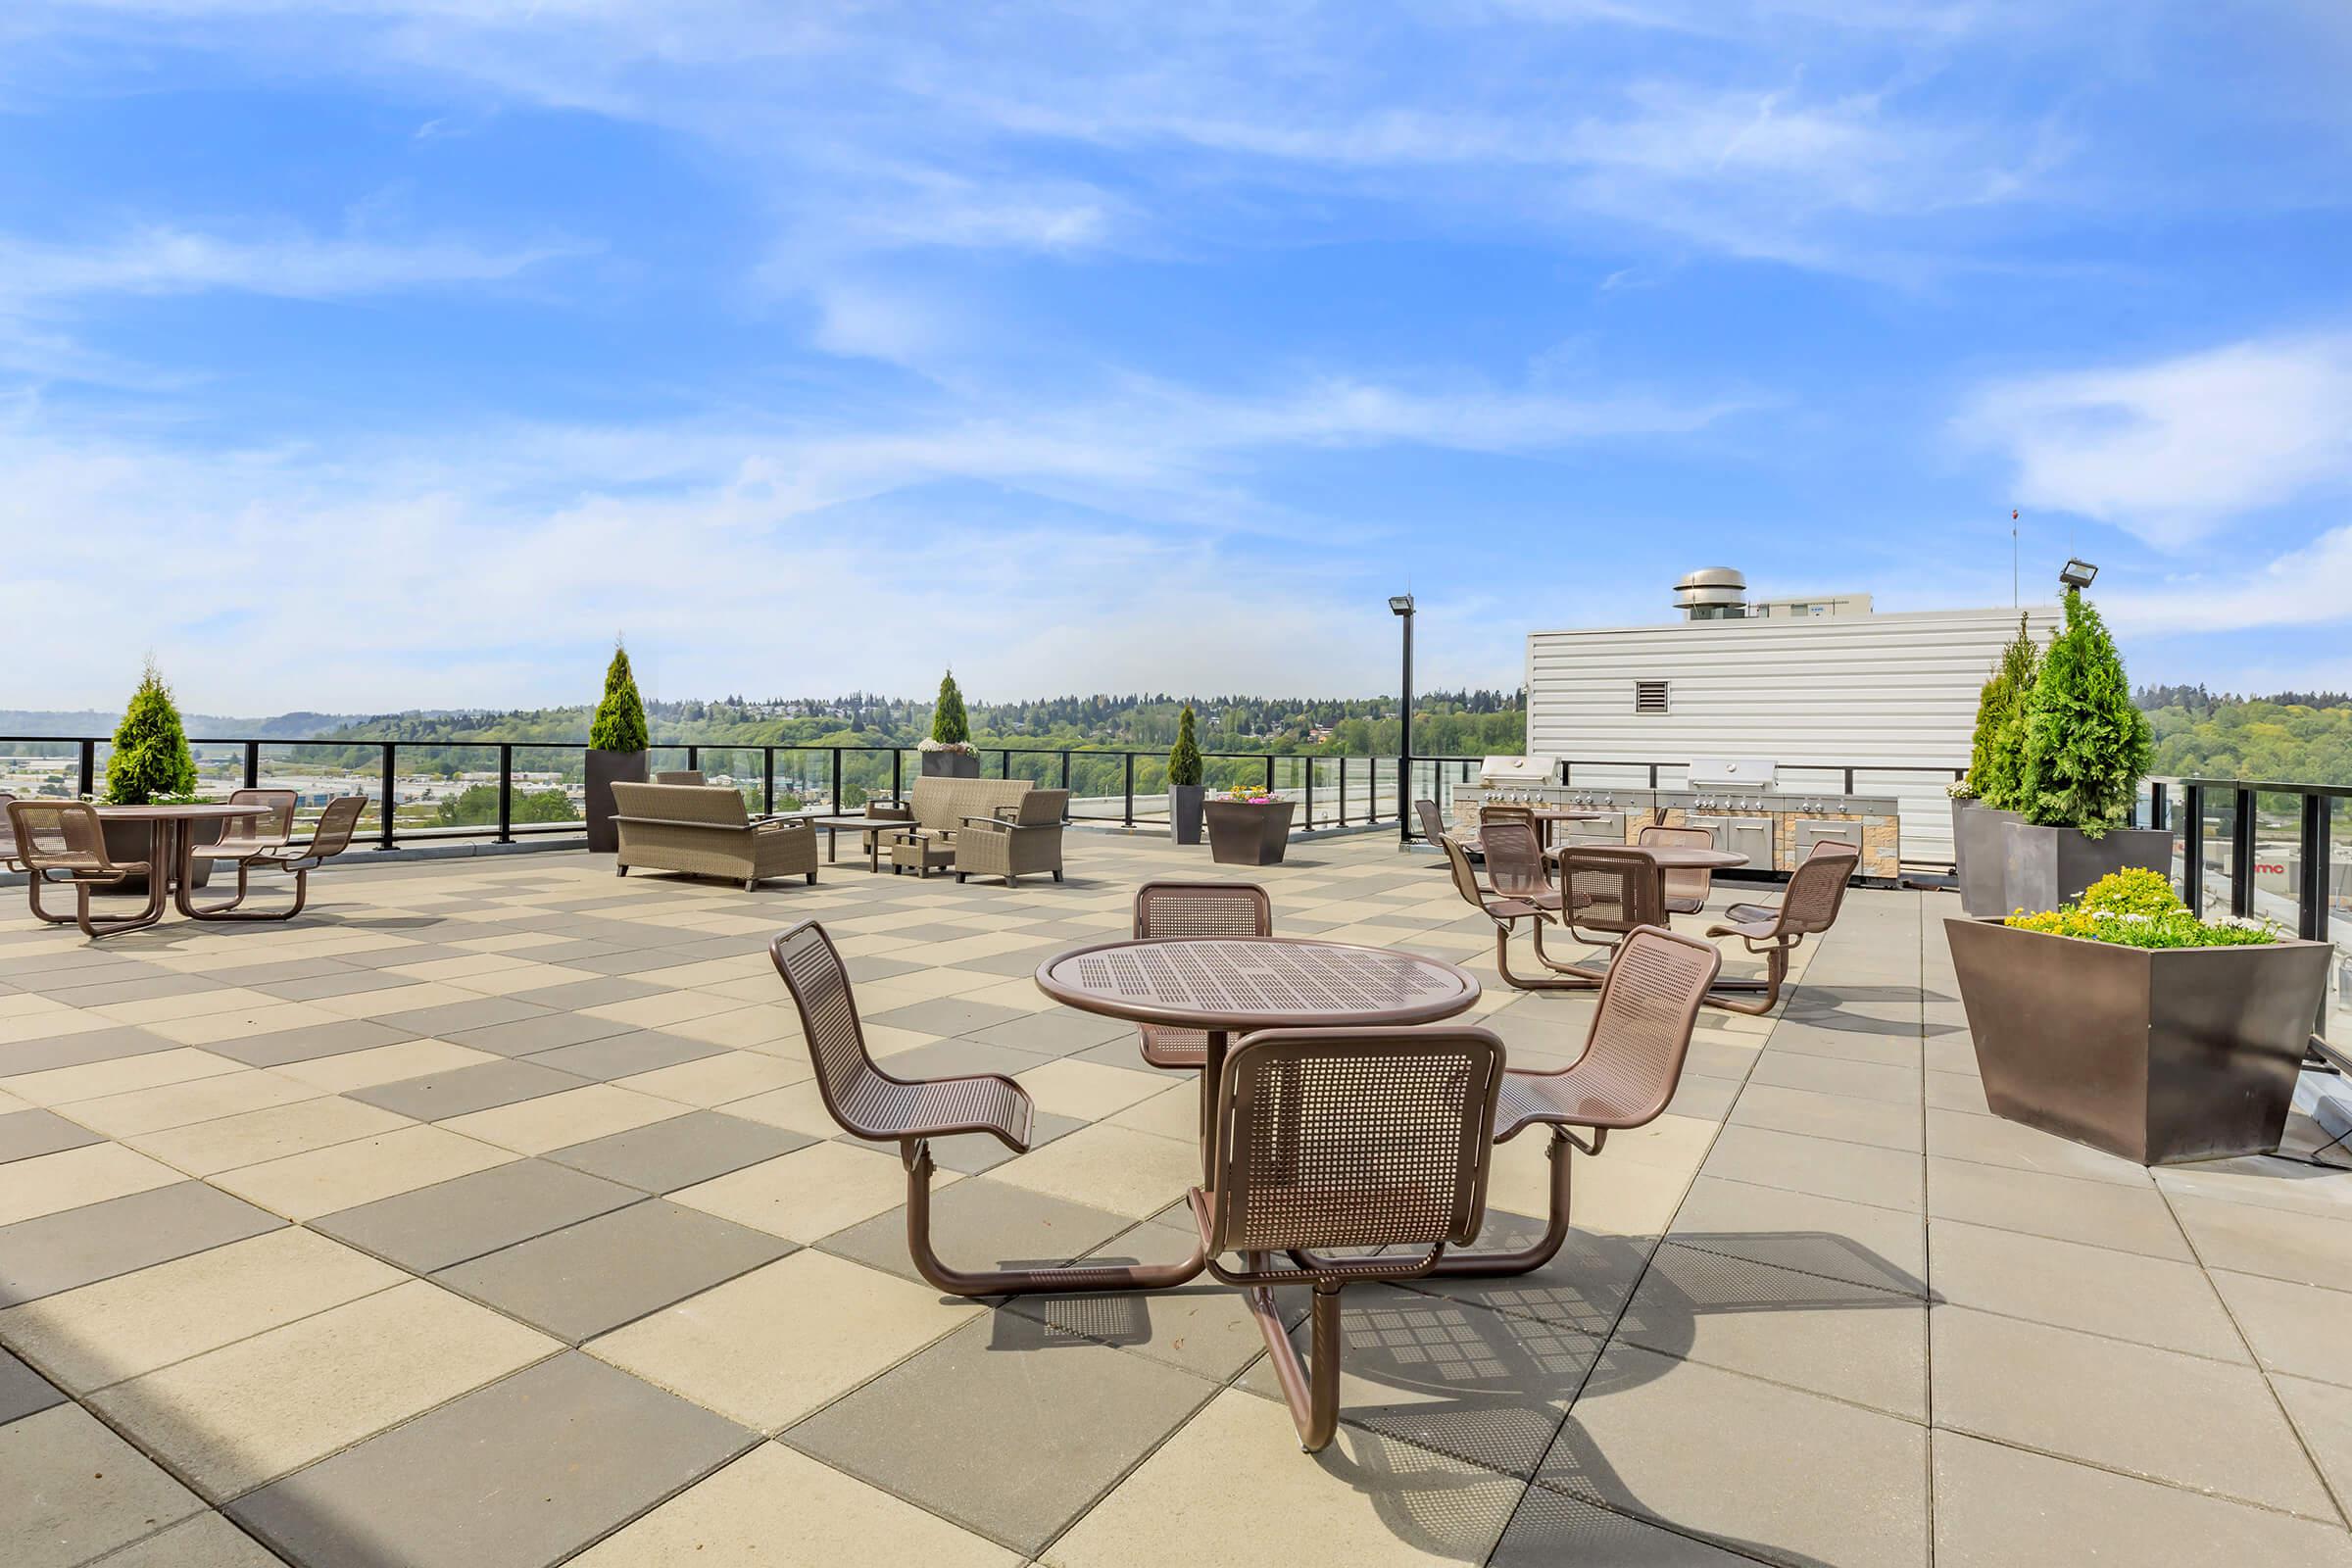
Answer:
(1035, 936, 1479, 1035)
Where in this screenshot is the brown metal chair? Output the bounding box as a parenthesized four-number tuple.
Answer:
(1414, 798, 1478, 860)
(181, 795, 367, 921)
(1478, 801, 1539, 846)
(1557, 843, 1665, 954)
(1442, 823, 1589, 991)
(1129, 880, 1273, 1069)
(1702, 843, 1859, 1015)
(0, 791, 21, 873)
(1190, 1025, 1505, 1450)
(1637, 823, 1715, 916)
(1428, 925, 1720, 1279)
(6, 800, 164, 937)
(768, 919, 1204, 1297)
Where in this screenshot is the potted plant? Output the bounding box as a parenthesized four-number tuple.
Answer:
(1167, 705, 1205, 844)
(1998, 588, 2168, 911)
(584, 641, 650, 855)
(100, 662, 218, 889)
(919, 669, 981, 778)
(1947, 868, 2330, 1163)
(1954, 615, 2037, 916)
(1204, 784, 1296, 865)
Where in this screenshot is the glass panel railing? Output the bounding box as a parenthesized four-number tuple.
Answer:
(508, 747, 585, 827)
(400, 746, 502, 836)
(256, 742, 383, 836)
(2251, 791, 2302, 933)
(2198, 789, 2236, 914)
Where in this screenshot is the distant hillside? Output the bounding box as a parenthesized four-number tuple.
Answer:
(0, 710, 367, 741)
(2135, 686, 2352, 785)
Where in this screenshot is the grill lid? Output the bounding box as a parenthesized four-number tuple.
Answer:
(1480, 755, 1556, 786)
(1686, 759, 1778, 791)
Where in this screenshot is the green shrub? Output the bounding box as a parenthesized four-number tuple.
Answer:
(1167, 705, 1203, 787)
(105, 663, 198, 805)
(2077, 866, 2184, 917)
(1969, 614, 2040, 810)
(931, 670, 971, 746)
(2018, 590, 2152, 835)
(589, 643, 650, 752)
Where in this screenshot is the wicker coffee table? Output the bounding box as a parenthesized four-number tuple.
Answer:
(1036, 936, 1481, 1153)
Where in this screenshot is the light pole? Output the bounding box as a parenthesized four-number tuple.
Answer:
(1390, 595, 1415, 845)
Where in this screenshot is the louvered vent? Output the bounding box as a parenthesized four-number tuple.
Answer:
(1634, 680, 1670, 714)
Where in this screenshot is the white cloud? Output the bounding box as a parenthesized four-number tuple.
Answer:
(1961, 334, 2352, 549)
(2099, 522, 2352, 636)
(0, 225, 583, 303)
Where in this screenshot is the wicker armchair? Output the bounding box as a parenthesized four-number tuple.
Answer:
(181, 795, 367, 922)
(1637, 823, 1716, 916)
(6, 800, 164, 937)
(882, 777, 1030, 878)
(953, 789, 1069, 885)
(1191, 1026, 1506, 1450)
(1702, 843, 1859, 1014)
(612, 782, 816, 891)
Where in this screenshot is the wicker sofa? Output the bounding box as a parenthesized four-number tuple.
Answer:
(881, 777, 1031, 878)
(955, 789, 1070, 885)
(611, 782, 816, 891)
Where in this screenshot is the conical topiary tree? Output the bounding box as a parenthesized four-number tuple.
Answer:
(106, 662, 199, 805)
(2017, 589, 2152, 835)
(931, 670, 970, 747)
(1167, 705, 1203, 787)
(1970, 613, 2040, 810)
(589, 642, 650, 753)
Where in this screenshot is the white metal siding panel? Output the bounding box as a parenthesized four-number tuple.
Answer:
(1525, 608, 2060, 863)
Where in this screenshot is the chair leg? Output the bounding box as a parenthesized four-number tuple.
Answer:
(1425, 1129, 1579, 1278)
(1494, 920, 1603, 992)
(1250, 1280, 1345, 1451)
(1703, 943, 1789, 1016)
(182, 862, 305, 922)
(900, 1140, 1206, 1297)
(48, 873, 166, 939)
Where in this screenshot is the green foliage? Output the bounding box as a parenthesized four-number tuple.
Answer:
(589, 644, 650, 753)
(434, 785, 575, 827)
(2138, 688, 2352, 786)
(2008, 864, 2278, 948)
(2017, 590, 2151, 834)
(930, 670, 970, 746)
(1167, 706, 1203, 787)
(2077, 867, 2185, 918)
(1968, 614, 2040, 810)
(105, 663, 198, 806)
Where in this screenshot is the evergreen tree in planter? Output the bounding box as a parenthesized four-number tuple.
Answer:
(1953, 616, 2040, 915)
(920, 669, 980, 777)
(584, 641, 651, 854)
(106, 662, 198, 805)
(1167, 705, 1206, 844)
(1998, 589, 2165, 910)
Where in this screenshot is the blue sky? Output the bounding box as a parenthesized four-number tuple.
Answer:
(6, 1, 2351, 713)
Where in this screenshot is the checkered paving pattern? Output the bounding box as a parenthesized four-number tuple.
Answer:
(4, 832, 2350, 1566)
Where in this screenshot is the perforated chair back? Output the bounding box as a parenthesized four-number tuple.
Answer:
(1775, 843, 1859, 936)
(7, 801, 115, 872)
(1439, 832, 1488, 910)
(1479, 803, 1538, 840)
(1202, 1027, 1504, 1256)
(767, 920, 883, 1138)
(1413, 799, 1451, 846)
(655, 770, 705, 786)
(0, 792, 16, 863)
(1638, 824, 1716, 908)
(219, 789, 298, 852)
(305, 795, 368, 858)
(1134, 880, 1271, 941)
(1479, 818, 1551, 901)
(1574, 926, 1723, 1126)
(1560, 845, 1661, 933)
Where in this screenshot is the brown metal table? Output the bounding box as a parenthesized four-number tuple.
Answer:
(1528, 807, 1610, 849)
(1035, 936, 1483, 1157)
(805, 813, 907, 871)
(86, 803, 281, 931)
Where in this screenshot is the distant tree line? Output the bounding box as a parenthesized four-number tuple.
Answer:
(2134, 686, 2352, 786)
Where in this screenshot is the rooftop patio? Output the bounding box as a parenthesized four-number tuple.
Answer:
(5, 830, 2350, 1568)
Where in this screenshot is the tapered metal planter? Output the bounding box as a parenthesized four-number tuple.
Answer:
(1169, 784, 1205, 845)
(1946, 916, 2331, 1164)
(1204, 800, 1295, 865)
(1999, 822, 2173, 915)
(1954, 804, 2021, 916)
(584, 749, 647, 854)
(919, 750, 981, 778)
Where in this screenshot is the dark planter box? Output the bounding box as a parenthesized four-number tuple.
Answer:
(1954, 804, 2022, 916)
(1169, 784, 1205, 845)
(1946, 916, 2331, 1164)
(919, 751, 982, 779)
(584, 749, 648, 854)
(2000, 821, 2173, 915)
(97, 816, 218, 894)
(1205, 800, 1295, 865)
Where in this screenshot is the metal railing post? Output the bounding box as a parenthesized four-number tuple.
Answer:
(378, 745, 397, 851)
(1303, 759, 1313, 828)
(2181, 783, 2205, 915)
(1059, 751, 1071, 792)
(496, 745, 514, 844)
(685, 745, 700, 773)
(1338, 756, 1347, 827)
(1263, 756, 1276, 797)
(2299, 793, 2329, 943)
(1124, 754, 1136, 827)
(1000, 748, 1011, 780)
(2148, 780, 2168, 833)
(763, 748, 776, 816)
(242, 741, 260, 791)
(77, 739, 95, 798)
(891, 750, 903, 800)
(2230, 787, 2256, 918)
(831, 749, 843, 812)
